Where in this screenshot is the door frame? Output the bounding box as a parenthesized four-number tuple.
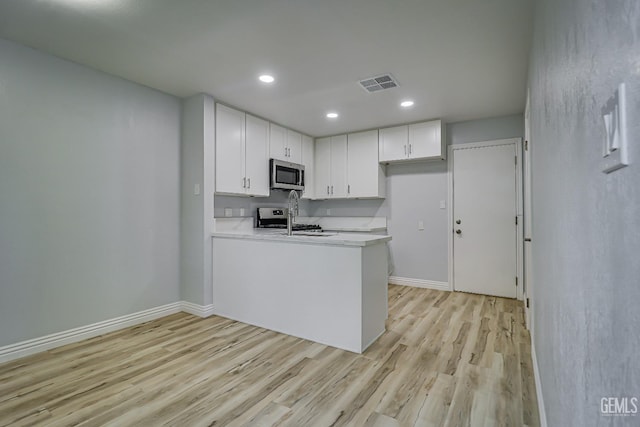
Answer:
(447, 138, 524, 299)
(523, 90, 533, 330)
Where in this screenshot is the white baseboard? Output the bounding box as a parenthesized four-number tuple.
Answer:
(531, 335, 548, 427)
(388, 276, 450, 291)
(0, 302, 182, 364)
(181, 301, 215, 318)
(0, 300, 217, 364)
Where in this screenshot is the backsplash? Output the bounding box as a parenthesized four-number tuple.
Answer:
(214, 192, 311, 218)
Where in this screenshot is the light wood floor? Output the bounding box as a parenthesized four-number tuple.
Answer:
(0, 286, 539, 427)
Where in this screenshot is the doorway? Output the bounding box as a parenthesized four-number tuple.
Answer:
(449, 139, 521, 298)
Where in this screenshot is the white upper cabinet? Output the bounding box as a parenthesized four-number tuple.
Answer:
(215, 104, 245, 195)
(314, 137, 331, 198)
(314, 132, 384, 199)
(409, 120, 443, 159)
(379, 125, 408, 162)
(330, 135, 348, 198)
(215, 104, 269, 197)
(301, 135, 315, 200)
(270, 124, 302, 163)
(269, 123, 287, 161)
(379, 119, 445, 162)
(347, 130, 385, 198)
(244, 114, 270, 196)
(286, 129, 302, 164)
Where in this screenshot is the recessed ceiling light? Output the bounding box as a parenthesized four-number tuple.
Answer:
(326, 112, 339, 119)
(259, 75, 275, 83)
(400, 100, 415, 108)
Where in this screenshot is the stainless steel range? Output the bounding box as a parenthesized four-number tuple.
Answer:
(256, 207, 322, 232)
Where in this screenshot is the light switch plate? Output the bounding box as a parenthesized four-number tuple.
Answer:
(194, 184, 200, 195)
(418, 220, 425, 230)
(439, 200, 446, 209)
(602, 83, 629, 174)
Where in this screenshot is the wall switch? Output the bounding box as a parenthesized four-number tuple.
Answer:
(418, 220, 425, 231)
(224, 208, 233, 217)
(439, 200, 446, 209)
(194, 184, 200, 195)
(602, 82, 629, 173)
(239, 208, 245, 217)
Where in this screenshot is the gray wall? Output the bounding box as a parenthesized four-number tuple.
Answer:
(181, 94, 215, 306)
(0, 38, 181, 346)
(528, 1, 640, 426)
(309, 114, 523, 283)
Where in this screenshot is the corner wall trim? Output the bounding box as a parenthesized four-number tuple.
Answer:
(531, 335, 548, 427)
(0, 301, 218, 364)
(181, 301, 215, 318)
(388, 276, 450, 291)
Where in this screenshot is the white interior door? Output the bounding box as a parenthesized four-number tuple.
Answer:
(453, 141, 517, 298)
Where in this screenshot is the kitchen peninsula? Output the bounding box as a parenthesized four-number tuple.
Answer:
(211, 229, 391, 353)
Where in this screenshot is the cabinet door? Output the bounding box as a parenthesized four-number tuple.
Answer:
(269, 123, 287, 161)
(409, 120, 442, 159)
(215, 104, 245, 194)
(301, 135, 315, 199)
(314, 137, 331, 198)
(286, 129, 302, 164)
(244, 114, 270, 196)
(379, 125, 408, 162)
(347, 130, 380, 197)
(330, 135, 348, 198)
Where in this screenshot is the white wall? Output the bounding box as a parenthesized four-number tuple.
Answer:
(310, 114, 523, 283)
(0, 38, 181, 346)
(528, 1, 640, 425)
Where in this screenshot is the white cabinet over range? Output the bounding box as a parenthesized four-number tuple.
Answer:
(270, 124, 302, 164)
(215, 103, 313, 198)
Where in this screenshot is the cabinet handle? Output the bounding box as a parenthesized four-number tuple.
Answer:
(348, 184, 350, 194)
(284, 147, 287, 157)
(242, 177, 246, 188)
(327, 185, 330, 195)
(331, 185, 334, 195)
(404, 145, 407, 155)
(409, 144, 412, 155)
(287, 147, 290, 157)
(247, 178, 251, 189)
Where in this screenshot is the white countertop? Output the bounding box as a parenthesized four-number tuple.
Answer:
(211, 229, 391, 247)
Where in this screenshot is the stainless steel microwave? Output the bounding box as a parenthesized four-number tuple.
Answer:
(270, 159, 305, 191)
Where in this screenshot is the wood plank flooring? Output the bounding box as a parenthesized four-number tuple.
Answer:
(0, 286, 539, 426)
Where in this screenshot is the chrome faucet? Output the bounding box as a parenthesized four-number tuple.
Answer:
(287, 189, 300, 236)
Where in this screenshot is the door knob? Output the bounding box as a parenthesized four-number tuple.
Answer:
(456, 219, 461, 224)
(455, 229, 462, 234)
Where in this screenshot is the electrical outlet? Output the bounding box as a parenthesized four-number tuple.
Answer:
(326, 209, 331, 216)
(239, 208, 245, 217)
(439, 200, 446, 209)
(224, 208, 233, 217)
(194, 184, 200, 195)
(418, 220, 425, 230)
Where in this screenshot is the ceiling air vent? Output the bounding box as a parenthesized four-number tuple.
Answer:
(358, 74, 399, 93)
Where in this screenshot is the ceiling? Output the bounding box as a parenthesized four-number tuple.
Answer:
(0, 0, 534, 137)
